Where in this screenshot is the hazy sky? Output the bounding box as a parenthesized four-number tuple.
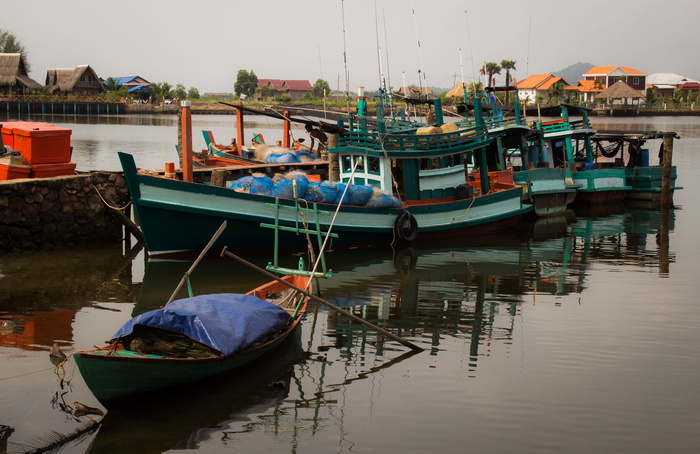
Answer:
(6, 0, 698, 94)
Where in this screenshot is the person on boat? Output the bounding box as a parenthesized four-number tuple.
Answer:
(305, 124, 328, 153)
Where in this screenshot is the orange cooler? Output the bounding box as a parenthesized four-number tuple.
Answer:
(12, 124, 72, 165)
(29, 162, 77, 178)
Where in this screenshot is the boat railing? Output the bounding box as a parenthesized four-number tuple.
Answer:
(335, 123, 490, 155)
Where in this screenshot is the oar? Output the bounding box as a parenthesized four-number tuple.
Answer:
(221, 247, 424, 352)
(165, 221, 228, 305)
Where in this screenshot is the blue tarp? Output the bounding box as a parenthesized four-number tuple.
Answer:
(111, 294, 291, 356)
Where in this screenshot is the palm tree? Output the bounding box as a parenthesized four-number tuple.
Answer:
(500, 60, 517, 105)
(480, 62, 502, 89)
(547, 82, 566, 106)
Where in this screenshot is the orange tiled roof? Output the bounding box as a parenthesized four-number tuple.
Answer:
(515, 74, 553, 89)
(576, 80, 604, 92)
(584, 66, 646, 76)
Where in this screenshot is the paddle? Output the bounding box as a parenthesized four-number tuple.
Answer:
(165, 221, 228, 305)
(221, 247, 424, 352)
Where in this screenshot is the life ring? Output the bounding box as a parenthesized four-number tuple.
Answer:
(394, 211, 418, 242)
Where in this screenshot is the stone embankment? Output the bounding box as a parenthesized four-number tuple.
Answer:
(0, 172, 131, 252)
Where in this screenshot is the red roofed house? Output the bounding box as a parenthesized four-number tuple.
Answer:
(257, 79, 312, 100)
(515, 74, 576, 104)
(583, 66, 646, 92)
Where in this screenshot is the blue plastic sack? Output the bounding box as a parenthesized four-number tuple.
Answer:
(303, 181, 338, 203)
(230, 175, 273, 194)
(364, 191, 403, 208)
(333, 183, 349, 204)
(346, 185, 374, 206)
(269, 176, 309, 198)
(266, 152, 302, 164)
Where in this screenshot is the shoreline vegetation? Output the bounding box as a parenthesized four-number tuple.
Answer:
(1, 95, 698, 117)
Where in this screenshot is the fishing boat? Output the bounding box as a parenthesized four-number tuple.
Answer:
(73, 272, 311, 406)
(541, 105, 630, 204)
(450, 93, 577, 217)
(120, 96, 531, 257)
(589, 130, 682, 204)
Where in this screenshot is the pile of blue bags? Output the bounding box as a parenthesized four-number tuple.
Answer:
(229, 172, 403, 208)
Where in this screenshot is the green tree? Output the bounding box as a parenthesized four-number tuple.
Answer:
(102, 77, 127, 101)
(500, 60, 516, 104)
(277, 94, 292, 103)
(480, 62, 501, 89)
(259, 84, 275, 100)
(672, 89, 684, 105)
(148, 82, 173, 103)
(187, 87, 200, 99)
(173, 84, 187, 99)
(234, 70, 258, 98)
(645, 87, 656, 105)
(311, 79, 331, 98)
(0, 29, 30, 72)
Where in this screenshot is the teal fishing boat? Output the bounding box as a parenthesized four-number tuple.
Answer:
(120, 97, 530, 257)
(589, 130, 682, 204)
(74, 273, 311, 407)
(452, 93, 577, 217)
(540, 105, 630, 203)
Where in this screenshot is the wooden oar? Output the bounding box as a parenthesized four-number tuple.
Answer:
(165, 221, 228, 305)
(221, 247, 424, 352)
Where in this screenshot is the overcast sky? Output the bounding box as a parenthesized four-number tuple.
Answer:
(6, 0, 698, 94)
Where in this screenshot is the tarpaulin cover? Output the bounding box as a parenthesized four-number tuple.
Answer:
(111, 294, 291, 356)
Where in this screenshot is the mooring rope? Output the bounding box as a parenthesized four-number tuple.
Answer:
(91, 184, 131, 211)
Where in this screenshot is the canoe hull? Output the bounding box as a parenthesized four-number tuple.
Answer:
(74, 275, 310, 407)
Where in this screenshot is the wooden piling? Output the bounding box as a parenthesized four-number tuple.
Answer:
(661, 133, 674, 208)
(181, 101, 194, 183)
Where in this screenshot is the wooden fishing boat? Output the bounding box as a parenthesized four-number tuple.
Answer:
(73, 274, 311, 406)
(589, 130, 682, 204)
(542, 105, 630, 204)
(120, 97, 531, 257)
(452, 96, 577, 217)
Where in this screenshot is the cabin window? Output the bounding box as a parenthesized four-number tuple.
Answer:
(342, 155, 352, 172)
(368, 156, 380, 174)
(633, 77, 639, 85)
(421, 158, 431, 170)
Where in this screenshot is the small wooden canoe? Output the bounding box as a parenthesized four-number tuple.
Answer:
(74, 274, 311, 407)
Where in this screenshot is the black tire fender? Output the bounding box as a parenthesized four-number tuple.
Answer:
(394, 211, 419, 242)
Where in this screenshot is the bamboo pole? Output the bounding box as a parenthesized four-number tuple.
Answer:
(221, 247, 424, 351)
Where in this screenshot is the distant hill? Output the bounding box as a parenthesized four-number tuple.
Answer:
(553, 62, 595, 86)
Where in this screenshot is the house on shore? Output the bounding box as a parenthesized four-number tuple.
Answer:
(45, 65, 103, 96)
(257, 79, 313, 100)
(583, 66, 646, 92)
(515, 74, 575, 104)
(106, 76, 151, 95)
(646, 73, 699, 99)
(0, 53, 43, 95)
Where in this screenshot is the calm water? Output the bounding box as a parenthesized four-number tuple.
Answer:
(1, 113, 699, 453)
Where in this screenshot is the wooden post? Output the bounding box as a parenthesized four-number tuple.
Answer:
(328, 133, 339, 181)
(236, 104, 245, 155)
(181, 101, 194, 183)
(283, 110, 291, 148)
(661, 133, 674, 208)
(210, 169, 226, 187)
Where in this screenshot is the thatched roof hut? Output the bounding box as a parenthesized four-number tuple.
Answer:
(0, 53, 43, 95)
(595, 80, 644, 105)
(446, 82, 469, 98)
(45, 65, 103, 96)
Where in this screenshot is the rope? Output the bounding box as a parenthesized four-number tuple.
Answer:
(92, 184, 131, 211)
